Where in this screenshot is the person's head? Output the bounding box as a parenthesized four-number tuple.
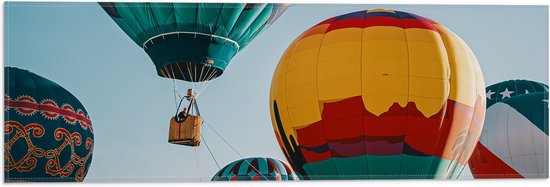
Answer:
(183, 107, 188, 113)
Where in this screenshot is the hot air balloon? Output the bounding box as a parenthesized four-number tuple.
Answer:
(98, 2, 287, 85)
(269, 9, 486, 179)
(99, 2, 288, 146)
(211, 157, 299, 181)
(468, 80, 548, 178)
(4, 67, 94, 182)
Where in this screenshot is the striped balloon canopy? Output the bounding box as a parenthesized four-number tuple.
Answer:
(270, 9, 486, 179)
(4, 67, 94, 182)
(469, 80, 548, 178)
(211, 157, 299, 181)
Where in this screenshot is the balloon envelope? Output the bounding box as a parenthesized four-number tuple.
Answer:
(211, 157, 299, 181)
(4, 67, 94, 182)
(270, 9, 486, 179)
(469, 80, 549, 178)
(99, 2, 288, 82)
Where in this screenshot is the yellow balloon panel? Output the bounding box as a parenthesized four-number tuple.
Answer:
(285, 49, 319, 89)
(288, 102, 322, 128)
(286, 35, 323, 91)
(405, 29, 450, 79)
(285, 34, 323, 128)
(299, 24, 330, 40)
(270, 38, 299, 140)
(361, 74, 409, 115)
(409, 77, 449, 117)
(361, 26, 410, 115)
(317, 28, 363, 101)
(363, 26, 407, 42)
(434, 24, 479, 107)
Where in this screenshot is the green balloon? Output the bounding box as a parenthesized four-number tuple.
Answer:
(99, 2, 288, 82)
(4, 67, 94, 182)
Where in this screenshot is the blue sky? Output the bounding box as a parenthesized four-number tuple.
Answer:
(4, 2, 548, 181)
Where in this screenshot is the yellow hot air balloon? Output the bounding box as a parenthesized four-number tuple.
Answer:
(269, 9, 486, 179)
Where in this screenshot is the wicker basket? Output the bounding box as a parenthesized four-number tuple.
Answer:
(168, 115, 202, 146)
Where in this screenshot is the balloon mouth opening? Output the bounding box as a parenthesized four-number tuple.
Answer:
(157, 62, 224, 82)
(143, 32, 238, 82)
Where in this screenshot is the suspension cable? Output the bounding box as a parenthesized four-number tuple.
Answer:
(193, 64, 198, 89)
(201, 120, 269, 181)
(198, 65, 205, 82)
(170, 66, 183, 111)
(172, 78, 178, 110)
(172, 64, 184, 101)
(202, 120, 244, 158)
(200, 133, 220, 170)
(196, 66, 213, 95)
(193, 146, 201, 181)
(196, 69, 218, 97)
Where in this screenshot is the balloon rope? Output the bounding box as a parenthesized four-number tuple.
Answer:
(200, 133, 221, 170)
(198, 65, 205, 82)
(194, 65, 201, 93)
(193, 64, 198, 88)
(174, 63, 189, 95)
(169, 64, 175, 79)
(196, 69, 218, 98)
(196, 65, 206, 95)
(196, 66, 213, 95)
(203, 66, 212, 82)
(170, 66, 183, 110)
(176, 63, 186, 82)
(172, 78, 178, 110)
(201, 120, 269, 181)
(192, 64, 198, 92)
(186, 63, 195, 92)
(193, 146, 202, 181)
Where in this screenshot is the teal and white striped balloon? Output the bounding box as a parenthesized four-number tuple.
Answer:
(469, 80, 548, 178)
(212, 157, 299, 181)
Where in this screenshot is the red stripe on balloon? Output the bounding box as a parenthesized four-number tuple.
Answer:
(324, 17, 438, 34)
(302, 16, 438, 39)
(468, 142, 524, 178)
(295, 96, 477, 162)
(5, 99, 93, 130)
(326, 18, 364, 32)
(401, 18, 437, 31)
(315, 16, 338, 26)
(363, 17, 404, 29)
